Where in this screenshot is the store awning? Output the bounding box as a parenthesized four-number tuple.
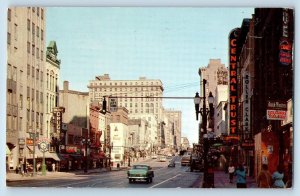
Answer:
(47, 152, 60, 161)
(6, 145, 11, 156)
(26, 146, 44, 158)
(26, 146, 60, 161)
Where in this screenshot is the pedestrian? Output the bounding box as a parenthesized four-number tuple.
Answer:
(228, 163, 235, 183)
(52, 163, 56, 172)
(272, 165, 285, 188)
(37, 162, 41, 172)
(234, 164, 247, 188)
(257, 164, 272, 188)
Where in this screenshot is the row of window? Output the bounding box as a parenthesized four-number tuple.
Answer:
(8, 8, 42, 21)
(30, 7, 44, 20)
(27, 19, 44, 40)
(27, 64, 44, 81)
(91, 81, 161, 86)
(27, 42, 44, 60)
(26, 87, 43, 103)
(93, 87, 161, 91)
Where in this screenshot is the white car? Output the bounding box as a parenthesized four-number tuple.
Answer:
(151, 155, 158, 159)
(159, 156, 167, 162)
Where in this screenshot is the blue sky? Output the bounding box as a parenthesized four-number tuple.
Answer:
(46, 7, 254, 144)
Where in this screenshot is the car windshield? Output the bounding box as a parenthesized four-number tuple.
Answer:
(133, 165, 148, 170)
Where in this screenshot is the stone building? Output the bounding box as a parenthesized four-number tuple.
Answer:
(6, 7, 46, 170)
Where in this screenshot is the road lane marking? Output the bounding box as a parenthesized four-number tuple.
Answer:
(150, 174, 182, 188)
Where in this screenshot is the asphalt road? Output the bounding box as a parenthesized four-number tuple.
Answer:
(7, 156, 203, 188)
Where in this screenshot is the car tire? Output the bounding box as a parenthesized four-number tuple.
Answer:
(150, 177, 153, 183)
(129, 179, 132, 183)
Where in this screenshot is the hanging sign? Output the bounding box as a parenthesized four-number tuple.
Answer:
(229, 28, 240, 135)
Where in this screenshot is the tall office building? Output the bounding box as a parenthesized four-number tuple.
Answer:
(163, 109, 182, 151)
(198, 59, 228, 99)
(88, 74, 164, 122)
(6, 7, 46, 170)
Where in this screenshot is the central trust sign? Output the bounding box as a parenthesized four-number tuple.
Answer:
(229, 28, 240, 135)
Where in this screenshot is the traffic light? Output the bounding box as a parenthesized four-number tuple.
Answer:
(102, 97, 107, 114)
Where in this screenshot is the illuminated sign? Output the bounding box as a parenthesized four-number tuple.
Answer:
(279, 9, 293, 66)
(53, 107, 65, 133)
(267, 110, 287, 120)
(229, 28, 240, 135)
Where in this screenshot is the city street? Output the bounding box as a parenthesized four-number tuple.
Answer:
(7, 156, 202, 188)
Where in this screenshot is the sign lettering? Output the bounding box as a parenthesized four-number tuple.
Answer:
(229, 28, 240, 135)
(243, 72, 251, 136)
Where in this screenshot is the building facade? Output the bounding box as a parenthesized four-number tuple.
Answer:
(7, 7, 46, 170)
(199, 59, 228, 99)
(110, 107, 129, 167)
(198, 59, 228, 139)
(228, 8, 294, 181)
(214, 85, 229, 137)
(163, 109, 182, 151)
(44, 41, 61, 140)
(87, 74, 164, 123)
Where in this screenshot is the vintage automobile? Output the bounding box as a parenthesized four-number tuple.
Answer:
(127, 164, 154, 183)
(181, 155, 191, 166)
(158, 155, 167, 162)
(168, 161, 175, 167)
(190, 156, 204, 172)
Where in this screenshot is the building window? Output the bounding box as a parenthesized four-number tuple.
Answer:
(27, 64, 30, 75)
(37, 26, 39, 37)
(36, 69, 39, 80)
(41, 50, 43, 60)
(32, 66, 35, 78)
(41, 29, 44, 40)
(36, 48, 39, 59)
(14, 23, 17, 41)
(32, 45, 35, 56)
(7, 32, 11, 45)
(8, 9, 11, 21)
(37, 7, 39, 16)
(31, 88, 34, 101)
(27, 42, 30, 53)
(40, 92, 43, 104)
(41, 9, 44, 20)
(32, 7, 35, 12)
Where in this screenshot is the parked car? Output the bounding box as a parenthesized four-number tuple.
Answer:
(190, 157, 204, 172)
(181, 155, 191, 166)
(151, 155, 158, 159)
(127, 164, 154, 183)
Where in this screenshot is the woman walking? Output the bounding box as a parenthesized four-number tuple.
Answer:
(228, 164, 235, 183)
(257, 164, 272, 188)
(235, 164, 247, 188)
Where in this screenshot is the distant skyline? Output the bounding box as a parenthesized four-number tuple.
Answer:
(46, 7, 254, 144)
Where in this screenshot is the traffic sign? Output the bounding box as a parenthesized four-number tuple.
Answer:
(109, 97, 118, 112)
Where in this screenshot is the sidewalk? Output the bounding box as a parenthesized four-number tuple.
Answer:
(6, 167, 128, 182)
(6, 158, 151, 182)
(213, 171, 257, 188)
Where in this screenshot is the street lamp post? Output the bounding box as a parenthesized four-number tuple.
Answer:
(194, 79, 215, 188)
